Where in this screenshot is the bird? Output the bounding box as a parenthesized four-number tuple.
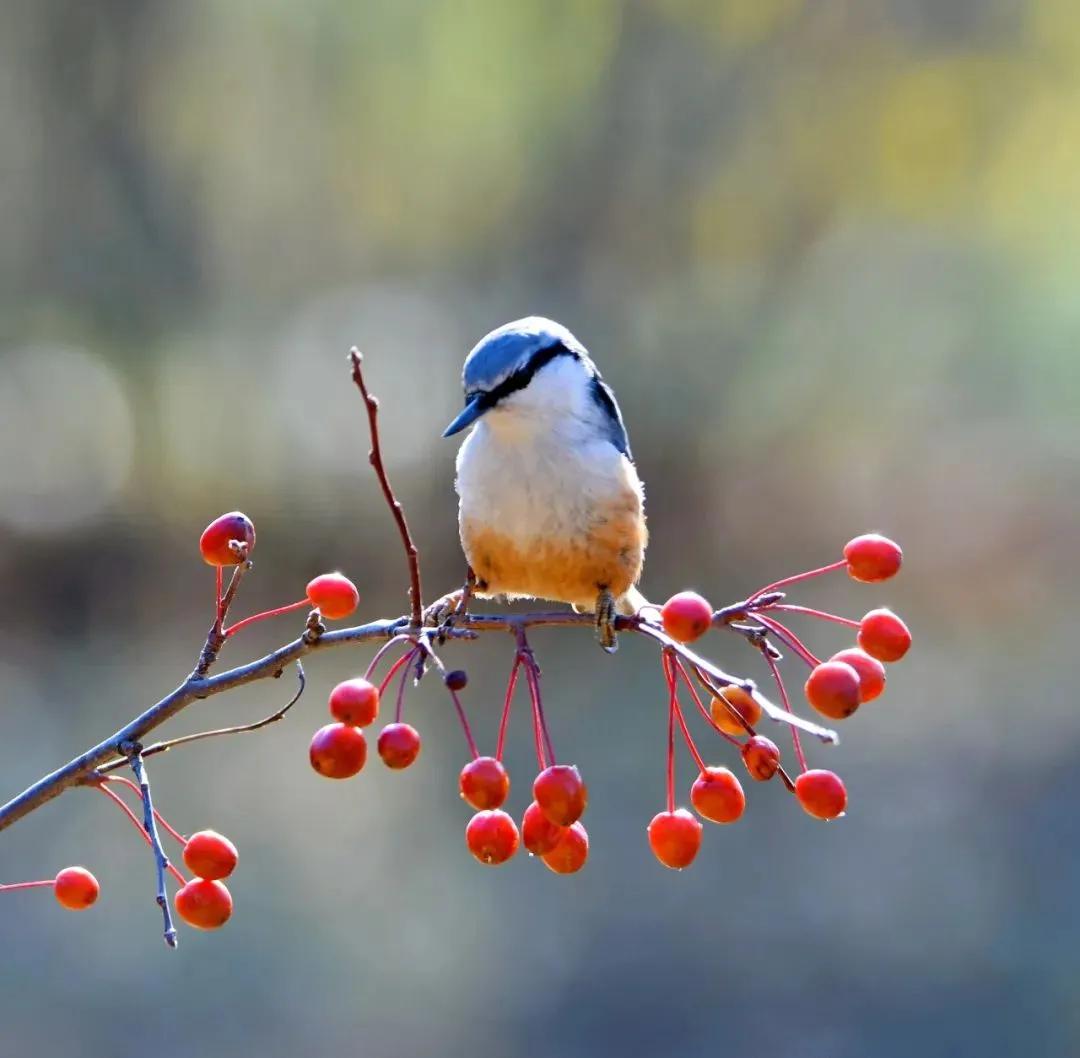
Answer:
(442, 317, 647, 651)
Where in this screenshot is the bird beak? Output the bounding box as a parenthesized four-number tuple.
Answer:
(442, 395, 486, 438)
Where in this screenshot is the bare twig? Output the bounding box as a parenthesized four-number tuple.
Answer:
(96, 663, 307, 775)
(195, 556, 254, 678)
(349, 348, 424, 628)
(123, 745, 178, 948)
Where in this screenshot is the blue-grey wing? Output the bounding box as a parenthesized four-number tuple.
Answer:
(589, 372, 632, 460)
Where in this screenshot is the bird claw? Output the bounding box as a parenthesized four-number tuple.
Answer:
(595, 589, 618, 654)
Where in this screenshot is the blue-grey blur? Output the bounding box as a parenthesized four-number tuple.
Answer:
(0, 3, 1074, 1058)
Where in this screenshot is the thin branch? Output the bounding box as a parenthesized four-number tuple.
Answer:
(123, 746, 178, 948)
(349, 348, 423, 628)
(96, 663, 307, 776)
(0, 607, 836, 836)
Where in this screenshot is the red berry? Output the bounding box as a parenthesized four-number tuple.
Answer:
(53, 866, 99, 910)
(444, 670, 468, 691)
(794, 769, 847, 820)
(844, 533, 902, 583)
(660, 591, 713, 643)
(829, 648, 886, 703)
(741, 736, 781, 781)
(309, 723, 367, 778)
(858, 608, 911, 662)
(174, 878, 233, 929)
(328, 678, 380, 726)
(306, 572, 359, 620)
(465, 810, 520, 865)
(804, 660, 862, 720)
(199, 512, 255, 566)
(648, 808, 703, 870)
(710, 686, 762, 735)
(690, 767, 746, 824)
(541, 822, 589, 874)
(377, 723, 421, 769)
(459, 756, 510, 809)
(533, 764, 588, 826)
(183, 830, 238, 881)
(522, 801, 565, 856)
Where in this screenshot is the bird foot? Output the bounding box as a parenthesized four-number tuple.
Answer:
(595, 589, 618, 654)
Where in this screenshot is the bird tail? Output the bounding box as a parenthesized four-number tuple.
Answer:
(617, 585, 650, 616)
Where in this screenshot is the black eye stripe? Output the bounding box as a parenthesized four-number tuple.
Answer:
(476, 340, 579, 410)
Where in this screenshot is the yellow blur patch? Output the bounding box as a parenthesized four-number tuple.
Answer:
(462, 501, 645, 609)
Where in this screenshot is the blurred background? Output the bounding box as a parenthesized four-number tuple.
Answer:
(1, 1, 1077, 1055)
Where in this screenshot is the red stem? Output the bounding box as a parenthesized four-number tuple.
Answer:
(377, 649, 416, 697)
(215, 566, 224, 622)
(751, 559, 846, 600)
(223, 599, 309, 638)
(394, 647, 419, 723)
(663, 654, 677, 813)
(102, 776, 188, 846)
(0, 879, 55, 892)
(754, 614, 822, 668)
(522, 656, 556, 767)
(495, 659, 520, 762)
(364, 635, 413, 682)
(768, 603, 860, 629)
(448, 687, 480, 759)
(97, 785, 187, 886)
(762, 653, 808, 773)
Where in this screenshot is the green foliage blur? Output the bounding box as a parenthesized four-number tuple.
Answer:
(1, 2, 1076, 1056)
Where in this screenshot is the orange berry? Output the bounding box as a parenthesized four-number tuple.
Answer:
(308, 723, 367, 778)
(541, 822, 589, 874)
(710, 686, 762, 735)
(53, 867, 99, 910)
(829, 648, 886, 702)
(376, 723, 421, 769)
(328, 678, 380, 726)
(533, 764, 588, 827)
(306, 573, 359, 620)
(175, 878, 233, 929)
(858, 608, 911, 663)
(465, 810, 520, 865)
(522, 801, 565, 856)
(794, 769, 847, 820)
(690, 767, 746, 824)
(844, 534, 902, 583)
(660, 591, 713, 643)
(183, 830, 238, 881)
(459, 756, 510, 809)
(804, 661, 862, 720)
(647, 808, 703, 869)
(741, 735, 781, 781)
(199, 512, 255, 566)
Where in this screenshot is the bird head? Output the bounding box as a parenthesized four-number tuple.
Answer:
(442, 317, 627, 452)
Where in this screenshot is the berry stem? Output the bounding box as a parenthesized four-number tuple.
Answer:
(750, 559, 847, 601)
(753, 614, 822, 668)
(663, 653, 677, 814)
(223, 599, 310, 638)
(447, 686, 480, 759)
(495, 659, 520, 762)
(0, 879, 55, 892)
(767, 603, 860, 629)
(523, 656, 556, 768)
(102, 776, 188, 846)
(377, 649, 417, 697)
(762, 652, 808, 774)
(364, 634, 414, 682)
(97, 785, 187, 886)
(394, 647, 420, 723)
(215, 566, 224, 622)
(673, 659, 744, 747)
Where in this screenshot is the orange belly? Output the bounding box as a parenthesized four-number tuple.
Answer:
(462, 504, 645, 608)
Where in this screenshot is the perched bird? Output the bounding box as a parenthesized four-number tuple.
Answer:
(443, 317, 647, 650)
